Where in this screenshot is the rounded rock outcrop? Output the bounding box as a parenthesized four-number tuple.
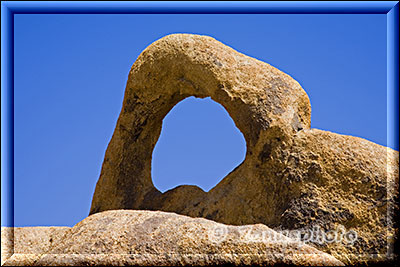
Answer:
(30, 210, 343, 266)
(89, 34, 398, 264)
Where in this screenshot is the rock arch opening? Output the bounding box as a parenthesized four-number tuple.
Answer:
(90, 34, 312, 217)
(151, 96, 247, 193)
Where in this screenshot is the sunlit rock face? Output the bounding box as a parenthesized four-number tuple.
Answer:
(89, 34, 398, 264)
(2, 210, 344, 266)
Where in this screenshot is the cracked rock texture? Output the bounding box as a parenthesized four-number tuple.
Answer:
(2, 210, 343, 266)
(88, 34, 398, 264)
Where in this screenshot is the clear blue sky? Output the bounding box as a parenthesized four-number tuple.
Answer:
(12, 13, 391, 227)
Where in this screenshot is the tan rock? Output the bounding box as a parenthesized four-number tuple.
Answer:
(1, 226, 70, 265)
(3, 210, 343, 266)
(89, 34, 398, 264)
(90, 33, 311, 215)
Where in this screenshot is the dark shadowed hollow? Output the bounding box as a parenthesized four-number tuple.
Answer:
(151, 96, 247, 193)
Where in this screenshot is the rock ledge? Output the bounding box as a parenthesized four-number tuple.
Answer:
(2, 210, 343, 266)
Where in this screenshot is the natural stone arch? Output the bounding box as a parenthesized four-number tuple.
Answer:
(90, 34, 311, 217)
(90, 34, 398, 264)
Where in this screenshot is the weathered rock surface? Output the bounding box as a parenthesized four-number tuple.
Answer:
(2, 210, 343, 266)
(1, 226, 70, 266)
(87, 33, 398, 264)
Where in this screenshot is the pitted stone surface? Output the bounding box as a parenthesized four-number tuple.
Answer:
(1, 227, 70, 266)
(2, 210, 344, 266)
(89, 34, 398, 264)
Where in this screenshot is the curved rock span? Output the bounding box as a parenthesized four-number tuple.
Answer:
(2, 210, 343, 266)
(89, 34, 399, 264)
